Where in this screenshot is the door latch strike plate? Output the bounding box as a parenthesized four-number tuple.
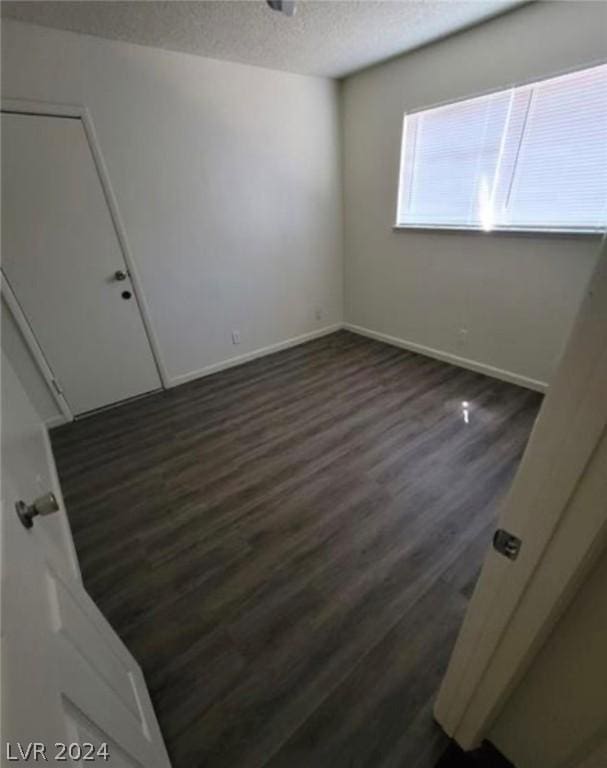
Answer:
(493, 528, 522, 561)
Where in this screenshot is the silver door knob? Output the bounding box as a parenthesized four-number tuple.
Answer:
(16, 492, 60, 530)
(114, 269, 128, 281)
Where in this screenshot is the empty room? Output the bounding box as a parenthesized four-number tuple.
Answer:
(1, 2, 606, 767)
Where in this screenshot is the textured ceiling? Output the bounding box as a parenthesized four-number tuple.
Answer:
(1, 0, 524, 78)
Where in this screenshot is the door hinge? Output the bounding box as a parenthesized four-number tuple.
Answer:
(51, 379, 64, 396)
(493, 529, 522, 561)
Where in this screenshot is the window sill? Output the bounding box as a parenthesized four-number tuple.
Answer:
(392, 224, 604, 239)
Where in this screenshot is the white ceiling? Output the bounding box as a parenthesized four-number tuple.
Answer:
(1, 0, 525, 79)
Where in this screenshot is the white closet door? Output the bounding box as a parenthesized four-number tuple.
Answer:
(1, 112, 161, 415)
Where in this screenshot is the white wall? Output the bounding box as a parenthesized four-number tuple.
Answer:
(1, 19, 343, 412)
(4, 3, 606, 416)
(341, 1, 606, 389)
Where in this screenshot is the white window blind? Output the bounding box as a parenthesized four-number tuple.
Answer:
(396, 63, 607, 233)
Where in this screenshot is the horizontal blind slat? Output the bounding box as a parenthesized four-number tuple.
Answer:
(397, 63, 607, 231)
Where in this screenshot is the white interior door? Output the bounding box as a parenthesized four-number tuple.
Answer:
(1, 352, 171, 766)
(1, 111, 161, 415)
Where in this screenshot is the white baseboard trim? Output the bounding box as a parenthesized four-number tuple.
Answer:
(344, 323, 548, 393)
(168, 324, 343, 388)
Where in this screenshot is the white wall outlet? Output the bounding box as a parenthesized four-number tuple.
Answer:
(315, 308, 323, 321)
(457, 328, 468, 347)
(231, 330, 241, 345)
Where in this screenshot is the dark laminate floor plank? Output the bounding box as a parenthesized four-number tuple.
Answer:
(264, 579, 468, 768)
(51, 331, 542, 768)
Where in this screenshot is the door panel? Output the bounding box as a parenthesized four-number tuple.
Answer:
(1, 112, 160, 414)
(1, 352, 171, 766)
(47, 570, 142, 723)
(62, 700, 144, 768)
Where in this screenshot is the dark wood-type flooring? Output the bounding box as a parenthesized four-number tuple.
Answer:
(51, 331, 542, 768)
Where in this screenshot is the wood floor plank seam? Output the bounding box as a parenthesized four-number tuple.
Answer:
(51, 330, 542, 768)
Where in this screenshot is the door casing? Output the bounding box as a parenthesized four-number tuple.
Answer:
(1, 98, 170, 421)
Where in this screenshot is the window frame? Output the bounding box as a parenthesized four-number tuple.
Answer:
(393, 61, 607, 237)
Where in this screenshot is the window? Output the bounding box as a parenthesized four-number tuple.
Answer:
(396, 63, 607, 233)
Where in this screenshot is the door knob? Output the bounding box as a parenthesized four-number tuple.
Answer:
(114, 269, 128, 281)
(16, 492, 60, 530)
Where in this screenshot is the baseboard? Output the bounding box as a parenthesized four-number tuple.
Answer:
(168, 322, 548, 393)
(344, 323, 548, 393)
(168, 324, 343, 388)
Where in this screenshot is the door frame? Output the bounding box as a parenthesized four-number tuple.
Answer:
(1, 98, 170, 418)
(434, 236, 607, 748)
(1, 268, 74, 421)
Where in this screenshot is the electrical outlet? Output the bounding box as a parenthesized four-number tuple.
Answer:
(315, 308, 323, 321)
(232, 330, 241, 345)
(457, 328, 468, 347)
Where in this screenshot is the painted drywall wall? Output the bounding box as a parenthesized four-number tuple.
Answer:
(489, 541, 607, 767)
(1, 19, 343, 412)
(341, 1, 605, 388)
